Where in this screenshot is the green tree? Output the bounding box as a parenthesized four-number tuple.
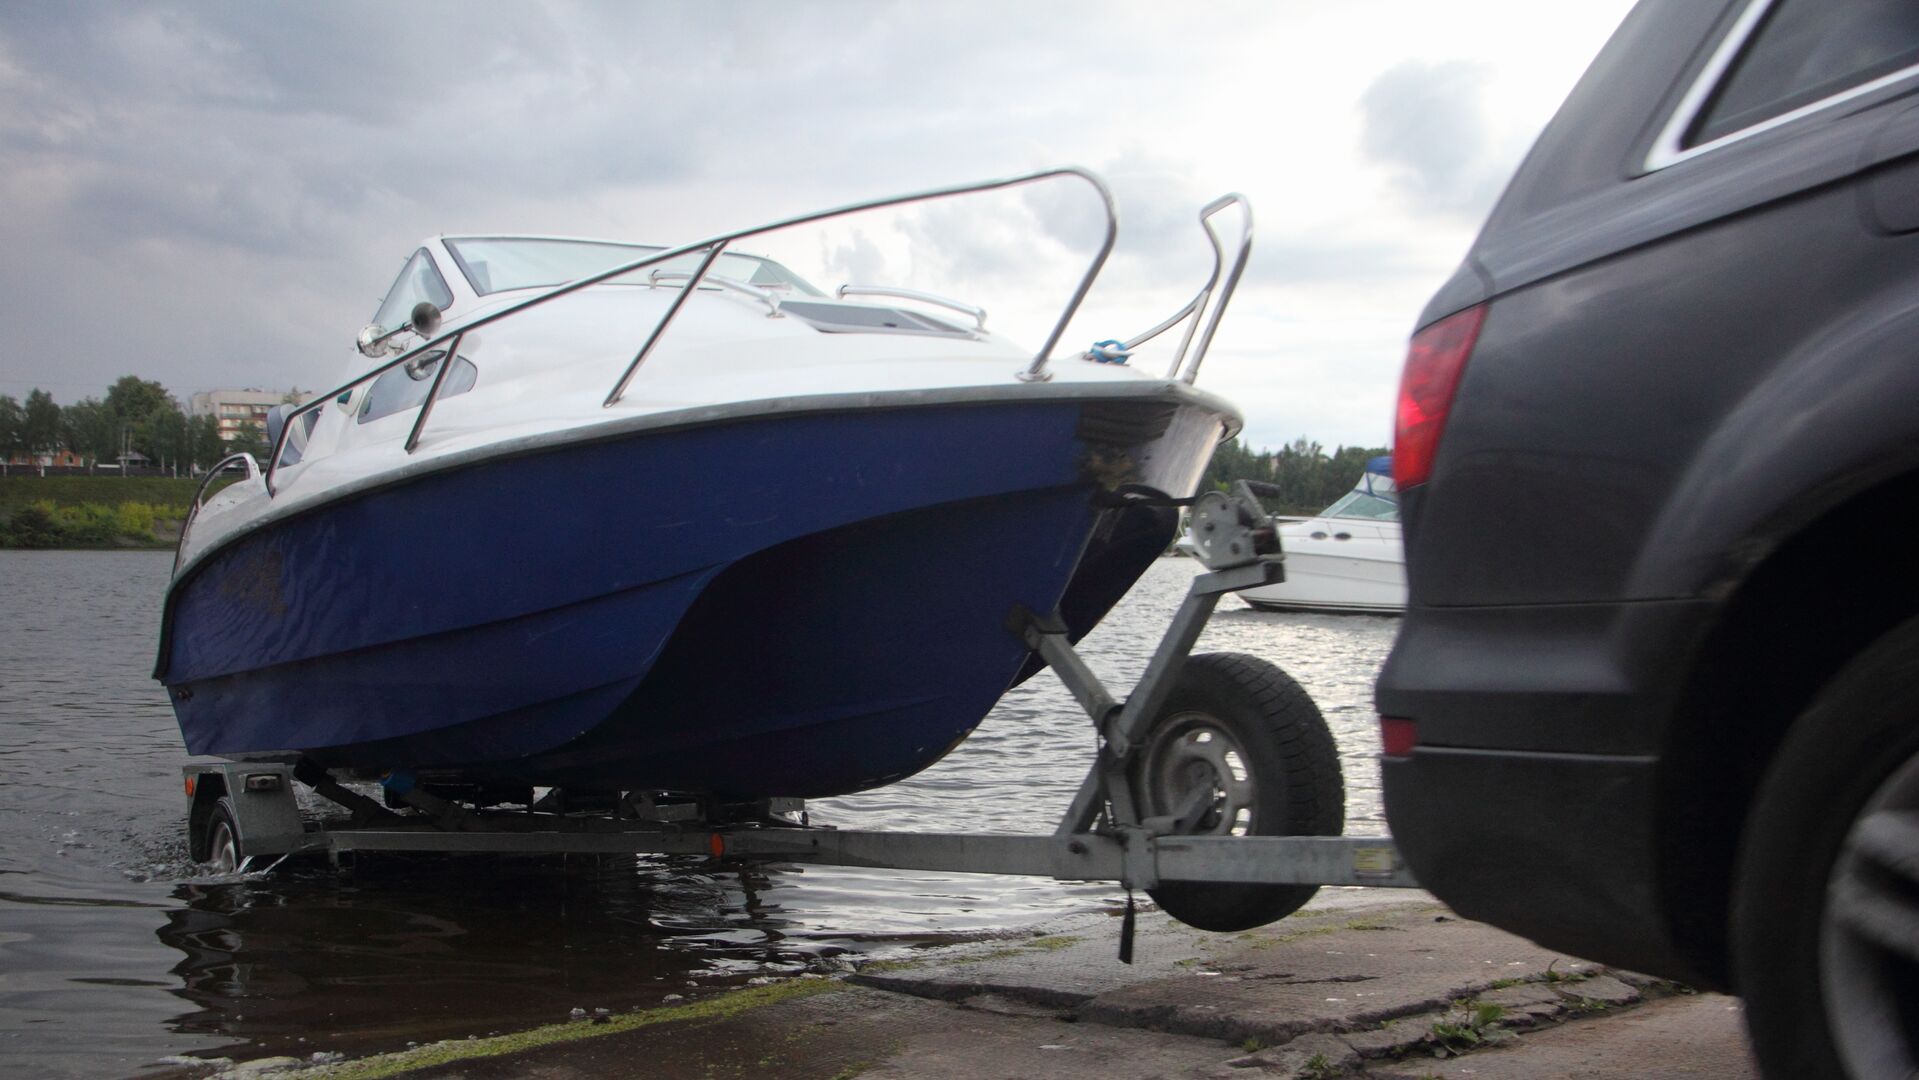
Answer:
(105, 377, 177, 461)
(105, 376, 174, 426)
(61, 398, 119, 472)
(0, 394, 22, 473)
(22, 389, 61, 460)
(140, 404, 191, 476)
(1206, 435, 1388, 514)
(226, 423, 269, 463)
(189, 414, 227, 472)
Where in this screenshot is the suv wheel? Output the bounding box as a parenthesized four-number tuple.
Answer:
(1733, 617, 1919, 1078)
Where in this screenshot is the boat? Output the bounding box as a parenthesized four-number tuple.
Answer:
(154, 169, 1254, 800)
(1234, 456, 1404, 614)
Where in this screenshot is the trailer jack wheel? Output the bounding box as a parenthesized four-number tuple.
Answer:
(1133, 652, 1345, 931)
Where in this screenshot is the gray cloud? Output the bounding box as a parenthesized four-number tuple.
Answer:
(820, 228, 889, 287)
(1358, 59, 1506, 219)
(0, 1, 1621, 450)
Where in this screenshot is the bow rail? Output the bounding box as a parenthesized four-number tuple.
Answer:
(1101, 193, 1253, 384)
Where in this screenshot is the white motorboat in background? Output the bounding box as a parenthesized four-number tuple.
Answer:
(1235, 456, 1404, 614)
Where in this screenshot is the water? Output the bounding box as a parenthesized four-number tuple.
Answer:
(0, 551, 1397, 1077)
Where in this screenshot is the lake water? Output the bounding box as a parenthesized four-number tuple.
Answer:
(0, 550, 1396, 1077)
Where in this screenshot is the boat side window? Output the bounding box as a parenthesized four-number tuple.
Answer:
(1322, 491, 1399, 522)
(357, 352, 479, 425)
(273, 409, 323, 467)
(371, 249, 455, 336)
(1686, 0, 1919, 149)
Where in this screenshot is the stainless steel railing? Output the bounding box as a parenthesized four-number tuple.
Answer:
(1105, 193, 1253, 384)
(177, 452, 261, 567)
(649, 270, 783, 317)
(834, 285, 988, 330)
(261, 166, 1119, 497)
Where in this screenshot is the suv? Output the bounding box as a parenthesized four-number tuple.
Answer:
(1375, 1, 1919, 1076)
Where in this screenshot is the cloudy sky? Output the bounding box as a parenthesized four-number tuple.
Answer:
(0, 1, 1634, 451)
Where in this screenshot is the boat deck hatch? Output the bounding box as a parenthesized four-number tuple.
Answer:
(780, 301, 972, 337)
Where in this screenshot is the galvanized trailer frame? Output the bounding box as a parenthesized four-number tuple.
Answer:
(182, 491, 1418, 901)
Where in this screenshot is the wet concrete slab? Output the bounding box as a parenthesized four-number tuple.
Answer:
(244, 894, 1755, 1080)
(854, 895, 1606, 1050)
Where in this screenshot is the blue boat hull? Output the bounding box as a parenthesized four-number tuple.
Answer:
(158, 400, 1188, 797)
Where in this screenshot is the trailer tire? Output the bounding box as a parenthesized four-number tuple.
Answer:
(203, 796, 244, 874)
(1133, 652, 1344, 932)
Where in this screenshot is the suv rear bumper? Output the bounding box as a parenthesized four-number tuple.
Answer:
(1377, 597, 1722, 987)
(1382, 746, 1718, 985)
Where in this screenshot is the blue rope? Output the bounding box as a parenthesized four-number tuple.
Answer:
(1087, 339, 1132, 364)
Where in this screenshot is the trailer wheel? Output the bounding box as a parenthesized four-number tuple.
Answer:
(1132, 652, 1344, 931)
(202, 796, 244, 874)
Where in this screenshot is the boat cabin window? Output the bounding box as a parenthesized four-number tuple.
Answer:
(371, 248, 455, 335)
(357, 352, 479, 425)
(442, 237, 825, 297)
(1321, 491, 1398, 521)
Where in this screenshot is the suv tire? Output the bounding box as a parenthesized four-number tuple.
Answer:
(1732, 616, 1919, 1078)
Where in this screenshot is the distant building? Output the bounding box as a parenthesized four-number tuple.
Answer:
(188, 389, 288, 442)
(5, 448, 83, 468)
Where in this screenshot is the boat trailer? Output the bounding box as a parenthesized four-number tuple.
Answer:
(182, 483, 1418, 940)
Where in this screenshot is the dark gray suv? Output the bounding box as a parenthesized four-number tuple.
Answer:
(1375, 1, 1919, 1076)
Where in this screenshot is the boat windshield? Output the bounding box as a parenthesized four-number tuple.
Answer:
(1320, 491, 1399, 521)
(370, 248, 455, 336)
(442, 237, 826, 298)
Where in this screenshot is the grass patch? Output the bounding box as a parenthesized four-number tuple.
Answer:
(949, 933, 1086, 965)
(1542, 960, 1587, 984)
(1025, 934, 1082, 952)
(0, 475, 208, 513)
(298, 978, 842, 1079)
(1428, 1001, 1507, 1056)
(0, 476, 241, 549)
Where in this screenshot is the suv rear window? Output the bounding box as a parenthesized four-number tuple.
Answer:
(1687, 0, 1919, 148)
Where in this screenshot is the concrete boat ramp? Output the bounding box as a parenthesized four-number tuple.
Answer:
(182, 892, 1758, 1079)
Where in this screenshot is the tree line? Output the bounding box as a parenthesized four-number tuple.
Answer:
(1204, 436, 1389, 514)
(0, 376, 271, 476)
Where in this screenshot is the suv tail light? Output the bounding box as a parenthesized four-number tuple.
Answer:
(1394, 304, 1486, 489)
(1380, 716, 1417, 757)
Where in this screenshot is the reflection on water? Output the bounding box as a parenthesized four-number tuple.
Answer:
(0, 551, 1395, 1076)
(160, 858, 827, 1057)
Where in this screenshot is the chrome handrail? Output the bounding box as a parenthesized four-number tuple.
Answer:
(263, 167, 1117, 496)
(176, 452, 260, 568)
(649, 269, 783, 317)
(834, 285, 987, 330)
(405, 332, 467, 453)
(1105, 194, 1253, 385)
